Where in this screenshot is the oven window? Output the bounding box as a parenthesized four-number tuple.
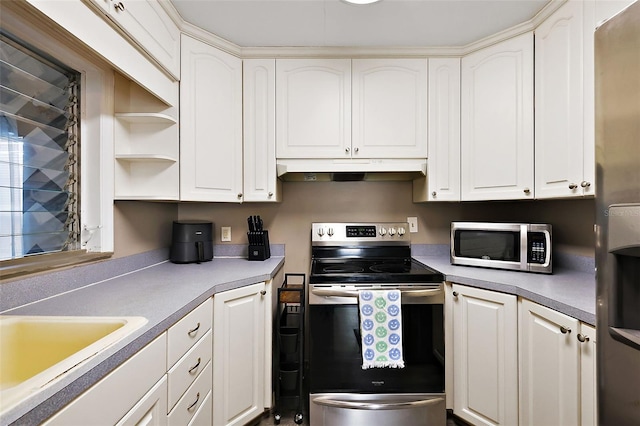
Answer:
(454, 230, 520, 262)
(309, 304, 444, 394)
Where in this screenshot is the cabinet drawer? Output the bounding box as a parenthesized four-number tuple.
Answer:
(168, 329, 212, 410)
(116, 375, 168, 426)
(189, 390, 212, 426)
(44, 334, 167, 425)
(168, 298, 212, 367)
(168, 361, 212, 426)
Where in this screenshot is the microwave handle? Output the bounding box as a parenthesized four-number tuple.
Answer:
(310, 288, 443, 298)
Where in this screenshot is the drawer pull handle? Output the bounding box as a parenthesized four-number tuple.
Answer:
(114, 1, 125, 11)
(188, 357, 202, 374)
(187, 392, 200, 411)
(560, 325, 572, 334)
(188, 322, 201, 336)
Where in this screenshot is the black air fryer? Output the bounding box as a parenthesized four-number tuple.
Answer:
(170, 220, 213, 264)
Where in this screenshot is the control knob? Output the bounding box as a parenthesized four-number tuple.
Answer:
(327, 228, 334, 237)
(379, 227, 387, 236)
(389, 227, 397, 236)
(317, 228, 325, 237)
(398, 227, 406, 236)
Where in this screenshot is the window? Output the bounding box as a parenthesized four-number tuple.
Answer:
(0, 3, 115, 279)
(0, 34, 81, 261)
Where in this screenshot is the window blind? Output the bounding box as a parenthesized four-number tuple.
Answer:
(0, 34, 80, 261)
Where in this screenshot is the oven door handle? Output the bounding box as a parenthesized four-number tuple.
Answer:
(312, 396, 445, 410)
(311, 288, 442, 298)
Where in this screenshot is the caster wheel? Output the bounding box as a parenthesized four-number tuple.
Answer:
(294, 413, 304, 424)
(274, 413, 281, 425)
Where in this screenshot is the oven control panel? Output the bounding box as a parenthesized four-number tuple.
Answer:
(312, 222, 410, 245)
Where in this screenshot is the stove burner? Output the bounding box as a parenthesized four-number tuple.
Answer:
(369, 263, 411, 273)
(322, 265, 365, 273)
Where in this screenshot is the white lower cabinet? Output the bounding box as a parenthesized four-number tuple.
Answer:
(450, 284, 519, 426)
(519, 299, 597, 426)
(43, 334, 167, 425)
(213, 282, 270, 426)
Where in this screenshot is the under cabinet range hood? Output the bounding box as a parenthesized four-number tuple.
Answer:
(276, 159, 427, 181)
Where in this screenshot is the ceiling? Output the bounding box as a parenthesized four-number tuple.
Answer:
(169, 0, 551, 48)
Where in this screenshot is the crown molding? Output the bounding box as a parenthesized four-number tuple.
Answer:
(159, 0, 567, 59)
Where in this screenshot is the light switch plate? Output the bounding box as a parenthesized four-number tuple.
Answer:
(407, 217, 418, 233)
(221, 226, 231, 242)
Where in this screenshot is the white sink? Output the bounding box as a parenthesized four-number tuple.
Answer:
(0, 315, 147, 413)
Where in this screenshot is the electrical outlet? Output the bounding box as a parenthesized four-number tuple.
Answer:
(221, 226, 231, 242)
(407, 217, 418, 233)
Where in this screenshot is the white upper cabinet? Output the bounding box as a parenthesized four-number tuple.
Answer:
(352, 59, 427, 158)
(276, 59, 352, 159)
(535, 0, 595, 198)
(276, 58, 427, 160)
(461, 32, 534, 201)
(87, 0, 180, 79)
(243, 59, 281, 202)
(414, 58, 461, 202)
(180, 34, 243, 202)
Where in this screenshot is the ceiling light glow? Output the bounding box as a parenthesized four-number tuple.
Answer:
(341, 0, 382, 5)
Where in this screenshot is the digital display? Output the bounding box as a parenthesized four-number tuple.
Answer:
(346, 226, 377, 238)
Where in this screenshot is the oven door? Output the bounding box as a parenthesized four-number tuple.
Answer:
(308, 284, 445, 425)
(308, 284, 445, 394)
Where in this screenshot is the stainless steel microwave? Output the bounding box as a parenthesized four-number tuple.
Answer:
(451, 222, 552, 274)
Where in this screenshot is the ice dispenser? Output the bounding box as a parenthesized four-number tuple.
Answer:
(607, 204, 640, 350)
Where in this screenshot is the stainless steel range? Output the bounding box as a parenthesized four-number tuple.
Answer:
(308, 222, 446, 426)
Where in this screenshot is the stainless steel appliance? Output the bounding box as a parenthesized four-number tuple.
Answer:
(595, 3, 640, 424)
(308, 222, 446, 426)
(450, 222, 552, 273)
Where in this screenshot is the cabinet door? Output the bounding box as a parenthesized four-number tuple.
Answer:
(352, 59, 427, 158)
(579, 323, 597, 426)
(416, 58, 461, 202)
(276, 59, 351, 158)
(535, 0, 587, 198)
(213, 282, 266, 426)
(243, 59, 280, 202)
(451, 284, 518, 426)
(461, 32, 534, 201)
(97, 0, 181, 79)
(519, 299, 580, 426)
(180, 35, 243, 202)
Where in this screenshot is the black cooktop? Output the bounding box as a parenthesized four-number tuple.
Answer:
(309, 258, 444, 284)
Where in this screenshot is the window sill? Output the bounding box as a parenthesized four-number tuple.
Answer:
(0, 251, 113, 283)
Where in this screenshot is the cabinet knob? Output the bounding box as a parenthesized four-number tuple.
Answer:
(354, 147, 359, 153)
(523, 188, 531, 195)
(432, 191, 437, 197)
(345, 147, 350, 154)
(114, 1, 125, 11)
(237, 193, 243, 199)
(577, 333, 590, 343)
(560, 325, 572, 334)
(569, 183, 578, 190)
(260, 290, 267, 296)
(452, 291, 459, 298)
(268, 192, 274, 197)
(581, 181, 591, 188)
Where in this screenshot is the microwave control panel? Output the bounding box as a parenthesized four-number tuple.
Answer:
(528, 232, 548, 264)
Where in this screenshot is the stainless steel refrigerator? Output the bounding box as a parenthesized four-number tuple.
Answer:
(595, 2, 640, 424)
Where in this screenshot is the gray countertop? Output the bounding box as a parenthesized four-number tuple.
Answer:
(414, 254, 596, 326)
(1, 256, 285, 426)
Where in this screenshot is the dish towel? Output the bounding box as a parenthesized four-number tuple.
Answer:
(359, 289, 404, 369)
